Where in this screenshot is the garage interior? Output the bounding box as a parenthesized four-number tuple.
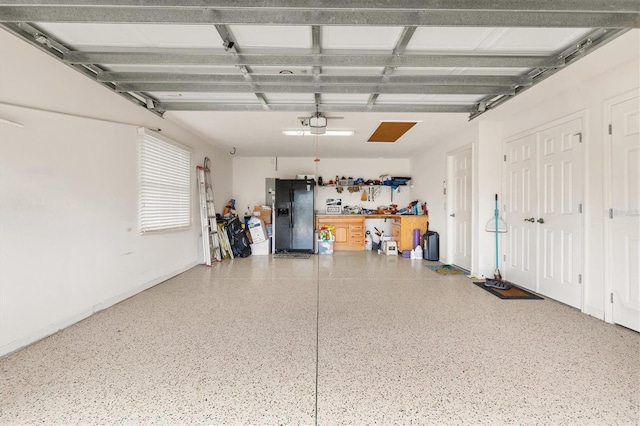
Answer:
(0, 2, 639, 424)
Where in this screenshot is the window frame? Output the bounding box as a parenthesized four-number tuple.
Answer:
(138, 128, 193, 234)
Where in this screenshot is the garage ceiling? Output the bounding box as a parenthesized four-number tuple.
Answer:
(1, 1, 638, 157)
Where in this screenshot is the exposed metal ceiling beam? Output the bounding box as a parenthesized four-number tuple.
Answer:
(311, 25, 321, 77)
(158, 102, 476, 113)
(369, 26, 416, 107)
(65, 51, 564, 68)
(0, 22, 163, 116)
(0, 1, 638, 13)
(2, 6, 638, 27)
(116, 83, 514, 95)
(213, 23, 267, 106)
(469, 27, 628, 120)
(98, 72, 532, 87)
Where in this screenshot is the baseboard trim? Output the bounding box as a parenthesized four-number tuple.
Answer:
(583, 305, 605, 321)
(0, 262, 198, 358)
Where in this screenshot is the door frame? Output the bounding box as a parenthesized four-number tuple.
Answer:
(501, 110, 586, 307)
(603, 88, 640, 325)
(446, 143, 474, 268)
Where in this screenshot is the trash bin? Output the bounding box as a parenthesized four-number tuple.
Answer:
(423, 231, 439, 261)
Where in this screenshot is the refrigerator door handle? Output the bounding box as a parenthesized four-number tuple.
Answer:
(290, 190, 294, 228)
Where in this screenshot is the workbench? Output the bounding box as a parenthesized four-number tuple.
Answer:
(315, 214, 429, 252)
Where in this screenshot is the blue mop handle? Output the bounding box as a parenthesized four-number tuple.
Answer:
(495, 194, 499, 270)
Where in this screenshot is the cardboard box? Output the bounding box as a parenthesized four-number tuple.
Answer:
(247, 218, 268, 244)
(253, 206, 272, 224)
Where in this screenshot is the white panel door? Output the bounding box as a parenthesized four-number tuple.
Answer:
(611, 96, 640, 331)
(504, 118, 583, 308)
(505, 134, 537, 291)
(537, 121, 583, 308)
(451, 148, 472, 270)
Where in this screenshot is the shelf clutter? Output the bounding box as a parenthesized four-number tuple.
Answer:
(318, 175, 411, 191)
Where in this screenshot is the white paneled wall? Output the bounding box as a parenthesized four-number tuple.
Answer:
(0, 29, 232, 356)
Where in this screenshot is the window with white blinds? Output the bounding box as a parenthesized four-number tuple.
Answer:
(139, 129, 192, 233)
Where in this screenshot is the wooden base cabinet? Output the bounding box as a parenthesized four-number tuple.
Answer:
(316, 216, 365, 251)
(316, 215, 428, 252)
(391, 216, 430, 252)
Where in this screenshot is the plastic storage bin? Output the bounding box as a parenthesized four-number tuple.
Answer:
(318, 240, 334, 254)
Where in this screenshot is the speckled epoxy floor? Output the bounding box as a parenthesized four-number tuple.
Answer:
(1, 252, 638, 425)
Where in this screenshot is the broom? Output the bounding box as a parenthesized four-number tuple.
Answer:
(484, 194, 510, 290)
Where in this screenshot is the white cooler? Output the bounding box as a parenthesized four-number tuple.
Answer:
(250, 239, 270, 255)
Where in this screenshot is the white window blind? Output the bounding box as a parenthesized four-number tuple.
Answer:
(139, 129, 191, 233)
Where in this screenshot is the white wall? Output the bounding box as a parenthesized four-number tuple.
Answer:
(231, 156, 414, 216)
(0, 29, 232, 356)
(410, 121, 479, 267)
(487, 30, 640, 320)
(410, 29, 640, 320)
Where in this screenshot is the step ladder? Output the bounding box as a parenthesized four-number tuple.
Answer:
(197, 158, 222, 265)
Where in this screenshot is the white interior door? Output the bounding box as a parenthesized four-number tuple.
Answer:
(504, 118, 583, 308)
(537, 121, 583, 308)
(451, 148, 472, 270)
(610, 95, 640, 332)
(505, 134, 537, 291)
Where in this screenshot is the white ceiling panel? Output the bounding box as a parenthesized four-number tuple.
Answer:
(321, 67, 386, 76)
(320, 94, 371, 104)
(322, 26, 404, 50)
(453, 67, 530, 76)
(246, 66, 314, 75)
(376, 94, 483, 104)
(132, 25, 225, 48)
(38, 23, 151, 47)
(264, 93, 315, 104)
(428, 94, 486, 103)
(375, 94, 433, 104)
(104, 64, 241, 73)
(39, 23, 226, 48)
(150, 92, 259, 102)
(483, 28, 594, 53)
(230, 25, 311, 48)
(393, 67, 528, 76)
(406, 27, 498, 51)
(393, 67, 457, 76)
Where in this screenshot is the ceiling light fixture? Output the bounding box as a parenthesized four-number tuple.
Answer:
(283, 130, 354, 137)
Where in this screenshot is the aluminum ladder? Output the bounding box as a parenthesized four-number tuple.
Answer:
(197, 157, 222, 265)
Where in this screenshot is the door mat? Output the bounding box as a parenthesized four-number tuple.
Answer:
(473, 281, 544, 300)
(273, 253, 312, 259)
(426, 264, 468, 275)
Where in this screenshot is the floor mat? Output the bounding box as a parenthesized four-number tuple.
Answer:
(273, 253, 312, 259)
(426, 264, 468, 275)
(473, 281, 544, 300)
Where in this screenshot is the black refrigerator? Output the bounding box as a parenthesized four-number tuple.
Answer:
(274, 179, 315, 253)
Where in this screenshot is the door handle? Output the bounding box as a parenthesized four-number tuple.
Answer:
(524, 217, 535, 222)
(289, 190, 294, 228)
(450, 213, 455, 217)
(537, 218, 545, 224)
